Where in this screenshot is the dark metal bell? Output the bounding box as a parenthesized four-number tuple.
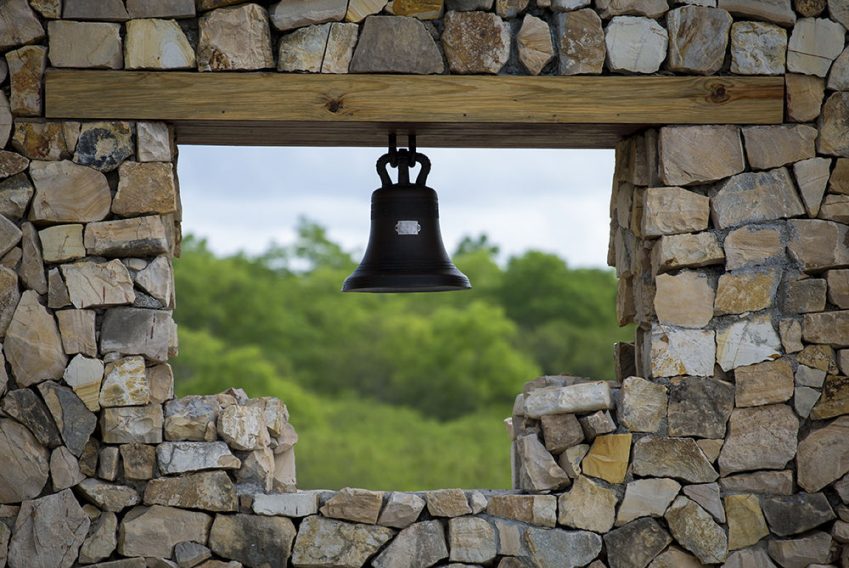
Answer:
(342, 149, 471, 293)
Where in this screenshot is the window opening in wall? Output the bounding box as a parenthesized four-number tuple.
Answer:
(175, 146, 628, 490)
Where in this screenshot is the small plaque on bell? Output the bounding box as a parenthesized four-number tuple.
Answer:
(395, 220, 421, 235)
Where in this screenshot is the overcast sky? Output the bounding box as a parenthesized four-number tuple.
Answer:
(176, 146, 615, 268)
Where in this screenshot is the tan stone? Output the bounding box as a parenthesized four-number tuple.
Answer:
(346, 0, 387, 22)
(0, 0, 44, 51)
(320, 487, 384, 524)
(595, 0, 668, 17)
(719, 404, 799, 475)
(696, 439, 723, 463)
(0, 94, 11, 152)
(0, 217, 20, 262)
(735, 359, 794, 407)
(7, 489, 90, 568)
(558, 475, 617, 532)
(376, 492, 424, 528)
(632, 437, 718, 483)
(393, 0, 444, 19)
(271, 0, 347, 30)
(711, 168, 805, 229)
(786, 73, 825, 122)
(118, 505, 212, 559)
(742, 125, 817, 170)
(827, 270, 849, 308)
(667, 6, 732, 74)
(198, 4, 274, 71)
(730, 21, 787, 75)
(0, 152, 28, 181)
(787, 17, 845, 77)
(654, 271, 713, 328)
(829, 46, 849, 91)
(516, 434, 570, 492)
(47, 21, 123, 69)
(556, 9, 605, 75)
(820, 194, 849, 223)
(322, 23, 358, 74)
(659, 126, 744, 186)
(0, 267, 19, 338)
(810, 375, 849, 419)
(581, 433, 631, 484)
(101, 405, 163, 444)
(642, 187, 710, 236)
(29, 161, 111, 223)
(62, 354, 103, 412)
(495, 0, 528, 18)
(61, 260, 135, 309)
(830, 161, 849, 197)
(11, 120, 77, 160)
(38, 225, 85, 264)
(426, 489, 471, 517)
(349, 15, 444, 74)
(114, 162, 178, 216)
(649, 547, 703, 568)
(292, 516, 394, 568)
(50, 446, 84, 491)
(798, 416, 849, 492)
(723, 225, 783, 271)
(794, 157, 831, 216)
(6, 46, 46, 117)
(85, 216, 169, 257)
(101, 356, 150, 408)
(664, 496, 728, 564)
(651, 232, 724, 274)
(714, 270, 779, 315)
(789, 219, 849, 273)
(19, 222, 46, 295)
(540, 413, 583, 453)
(819, 92, 849, 158)
(146, 363, 174, 404)
(616, 478, 680, 526)
(145, 470, 237, 512)
(47, 267, 72, 309)
(125, 18, 196, 70)
(486, 494, 556, 527)
(5, 290, 66, 387)
(57, 309, 96, 357)
(442, 11, 510, 74)
(618, 376, 666, 433)
(278, 24, 330, 73)
(517, 15, 553, 75)
(803, 311, 849, 346)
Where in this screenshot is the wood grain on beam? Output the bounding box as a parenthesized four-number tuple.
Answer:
(45, 70, 784, 148)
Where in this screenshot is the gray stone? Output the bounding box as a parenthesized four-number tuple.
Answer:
(291, 516, 395, 568)
(0, 174, 34, 220)
(723, 549, 778, 568)
(788, 219, 849, 272)
(761, 493, 835, 536)
(63, 0, 129, 20)
(73, 122, 133, 173)
(197, 4, 274, 71)
(730, 21, 787, 74)
(603, 518, 672, 568)
(120, 443, 157, 481)
(77, 478, 140, 512)
(667, 377, 734, 439)
(144, 471, 237, 513)
(767, 532, 832, 568)
(596, 0, 668, 17)
(0, 418, 49, 504)
(618, 376, 666, 433)
(797, 416, 849, 492)
(487, 494, 555, 527)
(787, 17, 845, 77)
(616, 478, 681, 525)
(38, 382, 97, 456)
(157, 441, 240, 474)
(165, 395, 220, 441)
(0, 0, 44, 51)
(664, 496, 727, 564)
(795, 386, 820, 418)
(50, 446, 84, 490)
(7, 489, 89, 568)
(715, 314, 782, 372)
(648, 326, 715, 378)
(711, 168, 804, 229)
(101, 307, 174, 362)
(1, 388, 61, 448)
(373, 521, 448, 568)
(820, 92, 849, 157)
(79, 511, 117, 564)
(794, 157, 831, 217)
(524, 527, 601, 568)
(426, 489, 471, 518)
(322, 22, 358, 74)
(540, 413, 584, 452)
(118, 505, 212, 559)
(350, 16, 444, 74)
(218, 403, 269, 450)
(125, 0, 196, 18)
(682, 483, 724, 523)
(718, 0, 795, 26)
(556, 9, 605, 75)
(174, 541, 212, 568)
(19, 222, 47, 295)
(659, 126, 745, 186)
(720, 470, 795, 495)
(828, 46, 849, 91)
(47, 21, 122, 70)
(666, 6, 732, 74)
(278, 24, 330, 73)
(632, 437, 718, 483)
(253, 492, 320, 518)
(558, 476, 617, 533)
(516, 434, 570, 491)
(270, 0, 347, 31)
(719, 404, 799, 475)
(442, 11, 510, 74)
(605, 16, 668, 73)
(523, 381, 612, 418)
(376, 492, 425, 528)
(62, 260, 135, 309)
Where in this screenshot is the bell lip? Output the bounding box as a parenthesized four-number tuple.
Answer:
(341, 272, 472, 293)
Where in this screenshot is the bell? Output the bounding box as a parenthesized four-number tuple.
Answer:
(342, 148, 471, 293)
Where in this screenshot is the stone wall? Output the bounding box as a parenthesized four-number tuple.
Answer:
(0, 0, 849, 567)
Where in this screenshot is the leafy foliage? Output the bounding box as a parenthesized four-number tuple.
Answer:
(172, 219, 632, 489)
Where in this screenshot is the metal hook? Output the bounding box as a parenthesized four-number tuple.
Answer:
(388, 133, 398, 167)
(408, 134, 416, 168)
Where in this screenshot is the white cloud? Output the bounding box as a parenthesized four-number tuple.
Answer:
(177, 146, 615, 267)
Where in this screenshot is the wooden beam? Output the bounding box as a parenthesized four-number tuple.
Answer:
(45, 70, 784, 149)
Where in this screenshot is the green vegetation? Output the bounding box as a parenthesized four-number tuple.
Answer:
(172, 219, 632, 489)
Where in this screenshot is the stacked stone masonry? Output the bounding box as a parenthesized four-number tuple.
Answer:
(0, 0, 848, 566)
